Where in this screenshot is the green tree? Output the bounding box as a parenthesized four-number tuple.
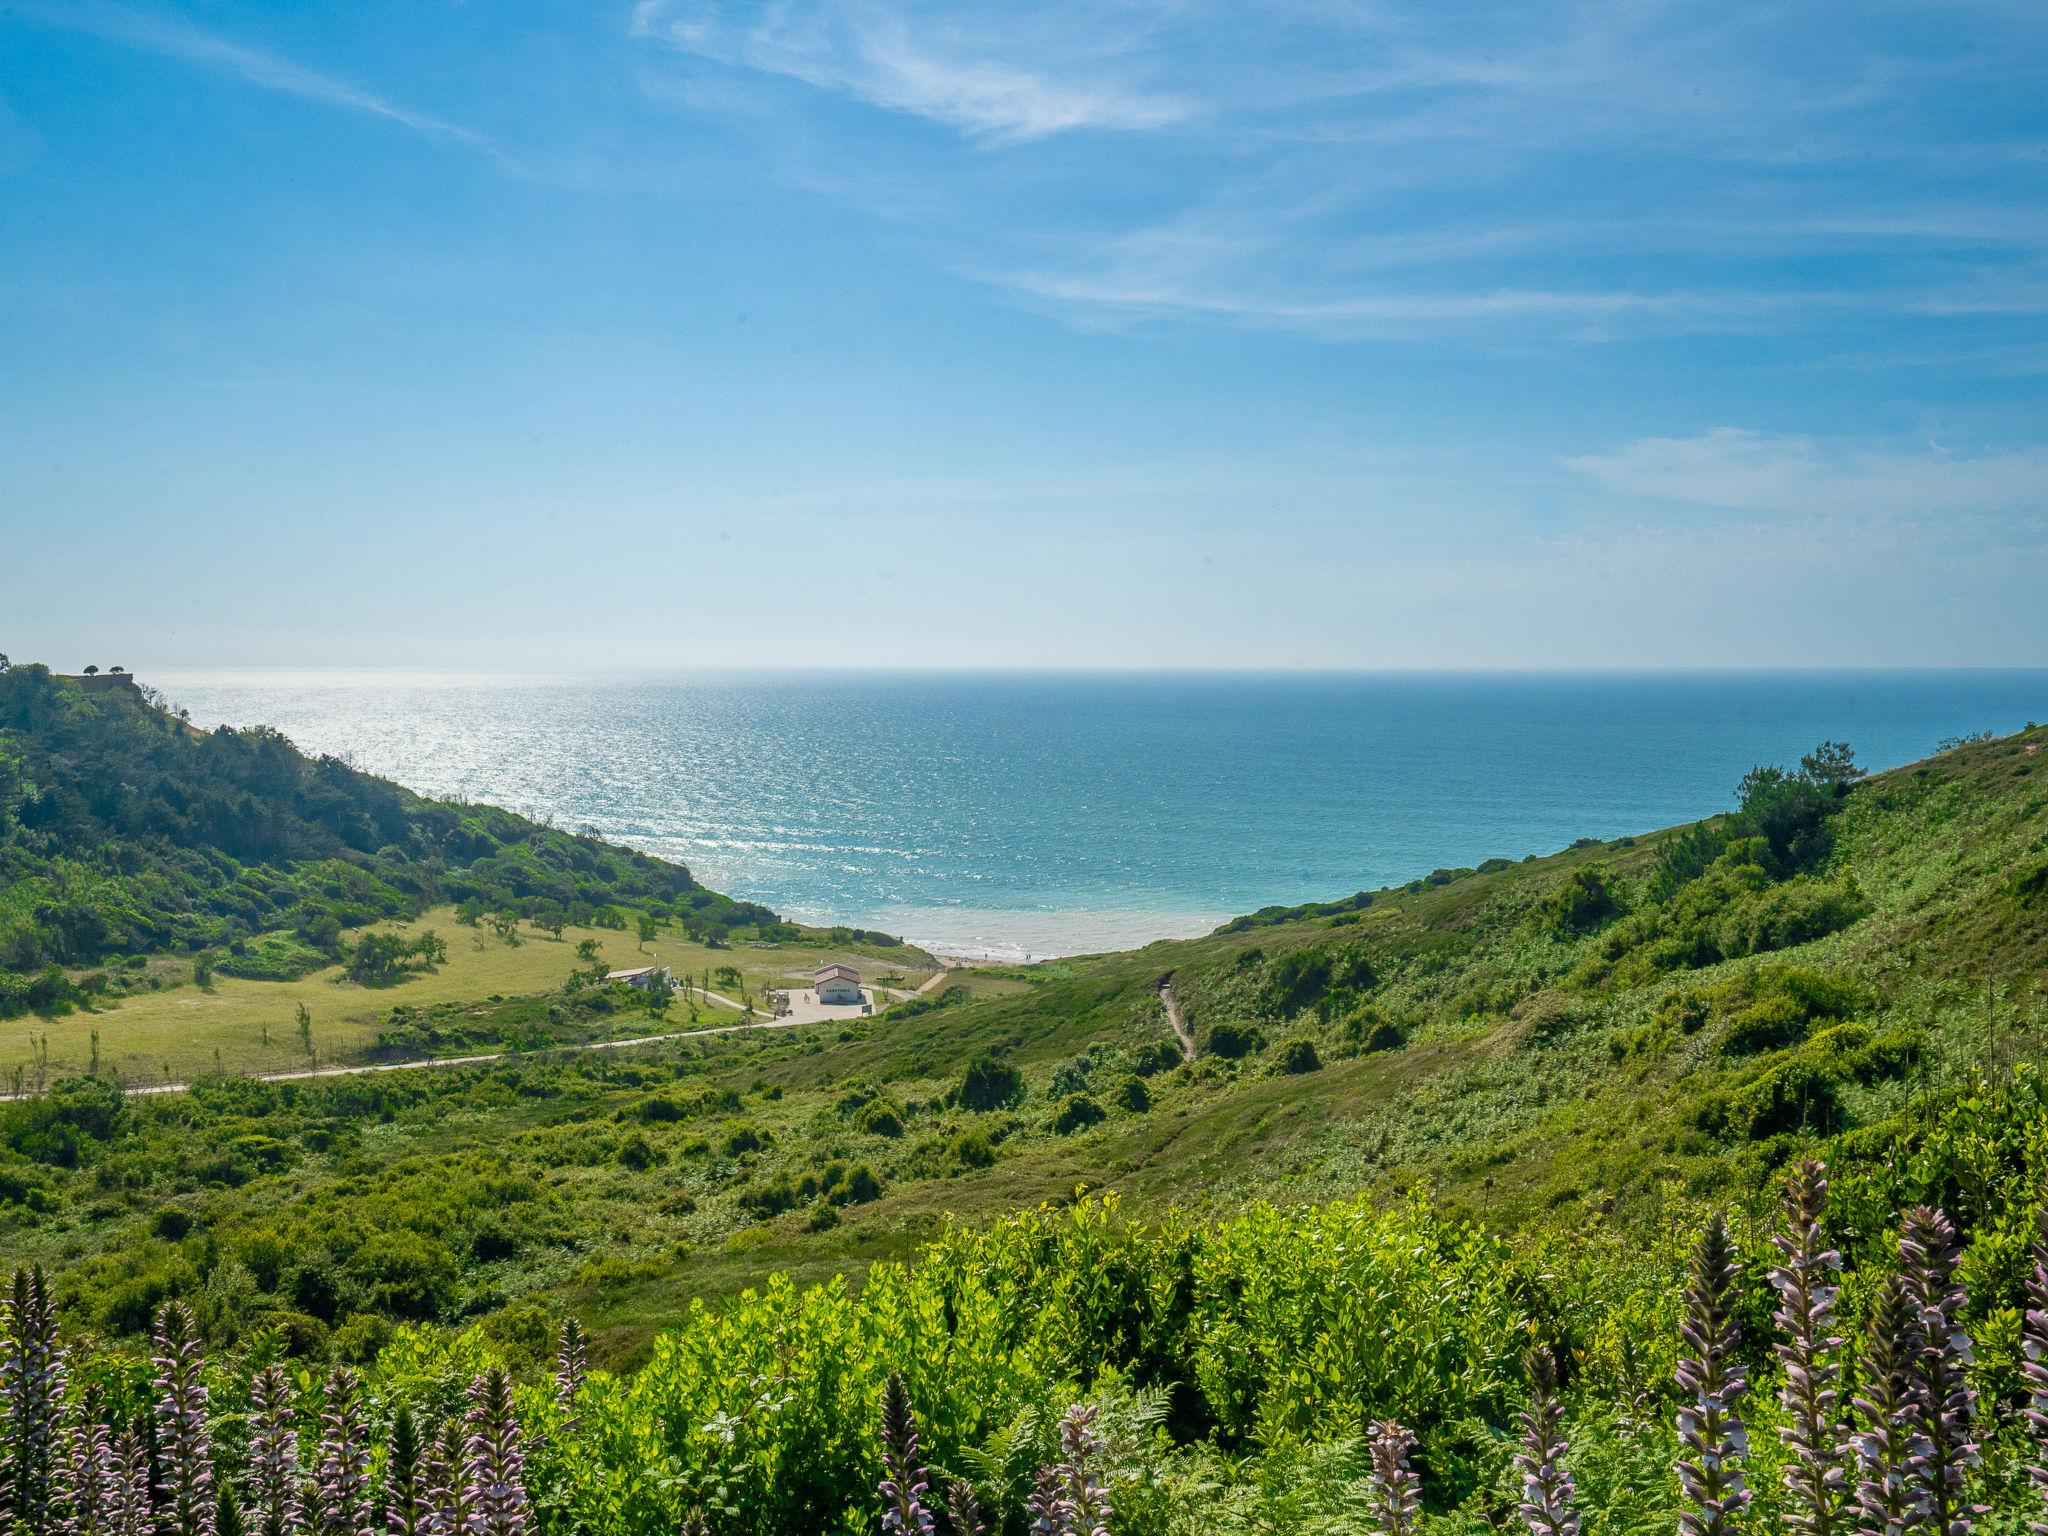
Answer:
(1799, 739, 1863, 788)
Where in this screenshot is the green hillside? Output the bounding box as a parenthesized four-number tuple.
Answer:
(4, 675, 2048, 1533)
(0, 659, 782, 1016)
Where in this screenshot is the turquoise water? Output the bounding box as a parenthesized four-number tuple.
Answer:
(154, 670, 2048, 959)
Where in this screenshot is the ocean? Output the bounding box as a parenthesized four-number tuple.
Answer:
(152, 670, 2047, 960)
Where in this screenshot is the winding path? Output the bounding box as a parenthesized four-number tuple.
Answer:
(1159, 977, 1196, 1064)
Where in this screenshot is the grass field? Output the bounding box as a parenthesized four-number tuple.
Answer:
(5, 910, 937, 1088)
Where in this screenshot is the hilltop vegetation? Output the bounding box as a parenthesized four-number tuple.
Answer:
(1, 668, 2046, 1530)
(0, 660, 782, 1017)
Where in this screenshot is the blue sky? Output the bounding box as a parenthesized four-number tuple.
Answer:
(2, 0, 2045, 669)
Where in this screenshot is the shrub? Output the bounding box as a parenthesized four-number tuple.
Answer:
(344, 1231, 459, 1320)
(1114, 1075, 1152, 1112)
(1341, 1009, 1406, 1054)
(857, 1100, 905, 1139)
(1261, 943, 1375, 1016)
(1537, 869, 1620, 939)
(830, 1162, 884, 1205)
(616, 1132, 659, 1170)
(954, 1056, 1024, 1114)
(1274, 1038, 1322, 1075)
(1053, 1095, 1107, 1135)
(1206, 1023, 1266, 1060)
(1048, 1054, 1096, 1099)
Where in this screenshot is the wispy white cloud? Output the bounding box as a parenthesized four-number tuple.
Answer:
(1566, 428, 2048, 517)
(625, 0, 2048, 351)
(18, 1, 495, 154)
(631, 0, 1187, 142)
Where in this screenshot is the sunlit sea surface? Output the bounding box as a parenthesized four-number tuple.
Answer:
(152, 671, 2048, 960)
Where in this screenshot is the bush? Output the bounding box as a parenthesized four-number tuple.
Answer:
(1206, 1022, 1266, 1060)
(856, 1100, 905, 1139)
(1114, 1075, 1152, 1112)
(344, 1231, 460, 1320)
(1261, 943, 1375, 1016)
(957, 1053, 1025, 1111)
(1538, 869, 1620, 939)
(1274, 1038, 1322, 1075)
(1052, 1094, 1107, 1135)
(1131, 1041, 1183, 1077)
(830, 1162, 884, 1205)
(1341, 1009, 1405, 1054)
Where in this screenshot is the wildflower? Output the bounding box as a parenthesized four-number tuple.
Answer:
(554, 1320, 587, 1430)
(383, 1407, 426, 1536)
(1515, 1347, 1581, 1536)
(423, 1417, 472, 1536)
(1770, 1160, 1847, 1536)
(1025, 1466, 1062, 1536)
(944, 1477, 987, 1536)
(1899, 1206, 1979, 1536)
(876, 1374, 935, 1536)
(1367, 1419, 1421, 1536)
(151, 1302, 214, 1536)
(462, 1369, 529, 1536)
(1675, 1214, 1749, 1536)
(106, 1432, 153, 1536)
(2022, 1211, 2048, 1536)
(1851, 1275, 1931, 1536)
(3, 1267, 70, 1536)
(63, 1385, 117, 1536)
(311, 1367, 372, 1536)
(1053, 1405, 1112, 1536)
(243, 1367, 301, 1536)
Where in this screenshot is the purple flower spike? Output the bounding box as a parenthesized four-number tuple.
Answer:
(1515, 1347, 1580, 1536)
(1899, 1206, 1980, 1536)
(150, 1302, 214, 1536)
(1769, 1160, 1847, 1536)
(1675, 1214, 1749, 1536)
(1367, 1418, 1422, 1536)
(876, 1373, 935, 1536)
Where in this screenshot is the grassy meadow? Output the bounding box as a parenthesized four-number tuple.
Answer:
(4, 909, 935, 1088)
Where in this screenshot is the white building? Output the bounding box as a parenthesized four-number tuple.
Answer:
(605, 964, 672, 995)
(814, 963, 862, 1005)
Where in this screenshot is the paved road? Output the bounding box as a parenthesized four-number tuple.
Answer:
(0, 1014, 804, 1102)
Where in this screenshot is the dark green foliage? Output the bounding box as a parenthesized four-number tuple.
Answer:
(1052, 1094, 1106, 1134)
(1273, 1038, 1322, 1075)
(1538, 869, 1620, 939)
(1216, 890, 1373, 934)
(1205, 1023, 1265, 1060)
(957, 1053, 1025, 1112)
(1114, 1074, 1152, 1112)
(2008, 859, 2048, 906)
(1261, 943, 1375, 1016)
(1, 1076, 124, 1167)
(342, 931, 446, 987)
(856, 1100, 905, 1139)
